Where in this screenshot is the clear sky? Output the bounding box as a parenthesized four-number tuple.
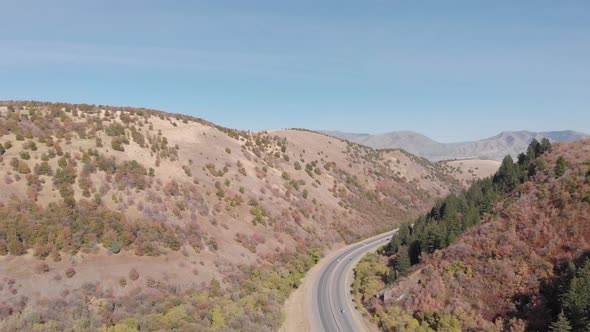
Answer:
(1, 1, 589, 142)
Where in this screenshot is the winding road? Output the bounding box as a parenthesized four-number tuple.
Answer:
(310, 230, 397, 332)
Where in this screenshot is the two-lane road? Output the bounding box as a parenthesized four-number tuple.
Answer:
(311, 230, 396, 332)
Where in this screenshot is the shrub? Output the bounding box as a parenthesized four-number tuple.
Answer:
(111, 239, 122, 254)
(19, 151, 30, 160)
(225, 147, 231, 154)
(65, 267, 76, 278)
(129, 268, 139, 281)
(111, 137, 127, 152)
(35, 161, 52, 176)
(24, 141, 37, 151)
(18, 161, 31, 174)
(36, 263, 51, 274)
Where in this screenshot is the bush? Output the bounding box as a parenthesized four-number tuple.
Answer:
(111, 239, 122, 254)
(65, 267, 76, 278)
(18, 161, 31, 174)
(35, 161, 52, 176)
(129, 268, 139, 281)
(24, 141, 37, 151)
(111, 137, 127, 152)
(19, 151, 30, 160)
(36, 263, 51, 274)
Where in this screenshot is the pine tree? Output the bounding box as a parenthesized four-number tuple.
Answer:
(527, 139, 541, 160)
(395, 246, 411, 277)
(494, 155, 519, 192)
(550, 311, 572, 332)
(562, 259, 590, 329)
(541, 137, 552, 153)
(555, 156, 567, 178)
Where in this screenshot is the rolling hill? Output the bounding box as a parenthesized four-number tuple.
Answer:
(0, 101, 471, 331)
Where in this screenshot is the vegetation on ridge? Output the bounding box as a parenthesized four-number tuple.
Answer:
(354, 138, 590, 331)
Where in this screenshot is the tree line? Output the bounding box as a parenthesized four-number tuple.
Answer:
(385, 138, 553, 279)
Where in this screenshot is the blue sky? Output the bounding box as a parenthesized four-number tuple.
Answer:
(1, 1, 589, 142)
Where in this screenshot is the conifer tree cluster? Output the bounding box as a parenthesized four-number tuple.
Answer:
(549, 258, 590, 331)
(384, 139, 552, 279)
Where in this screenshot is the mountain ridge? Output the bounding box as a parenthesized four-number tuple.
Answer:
(320, 129, 590, 161)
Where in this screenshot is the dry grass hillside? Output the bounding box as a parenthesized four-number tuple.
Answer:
(0, 101, 466, 331)
(440, 159, 501, 186)
(364, 140, 590, 331)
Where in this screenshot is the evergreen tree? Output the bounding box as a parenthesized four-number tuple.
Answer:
(561, 259, 590, 329)
(494, 155, 519, 192)
(541, 138, 552, 153)
(527, 139, 541, 160)
(384, 138, 553, 280)
(395, 246, 411, 277)
(550, 311, 572, 332)
(464, 204, 480, 229)
(555, 156, 567, 178)
(517, 152, 529, 166)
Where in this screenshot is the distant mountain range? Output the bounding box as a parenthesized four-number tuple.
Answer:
(320, 130, 590, 161)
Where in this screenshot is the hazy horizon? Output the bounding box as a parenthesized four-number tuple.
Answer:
(1, 1, 589, 142)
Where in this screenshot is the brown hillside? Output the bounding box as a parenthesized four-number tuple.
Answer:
(0, 101, 466, 331)
(376, 139, 590, 331)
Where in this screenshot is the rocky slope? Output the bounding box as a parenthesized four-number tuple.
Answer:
(0, 101, 466, 331)
(322, 130, 589, 161)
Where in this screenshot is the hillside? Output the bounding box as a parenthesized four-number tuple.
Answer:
(0, 101, 465, 331)
(439, 159, 501, 186)
(355, 139, 590, 331)
(322, 130, 589, 161)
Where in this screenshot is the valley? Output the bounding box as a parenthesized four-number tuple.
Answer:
(3, 3, 589, 331)
(0, 101, 585, 332)
(0, 101, 470, 331)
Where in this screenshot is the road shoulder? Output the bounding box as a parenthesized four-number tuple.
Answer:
(280, 230, 396, 332)
(279, 241, 347, 332)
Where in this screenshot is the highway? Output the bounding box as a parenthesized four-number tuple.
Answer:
(311, 230, 397, 332)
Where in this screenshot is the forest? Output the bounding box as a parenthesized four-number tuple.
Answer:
(385, 138, 553, 278)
